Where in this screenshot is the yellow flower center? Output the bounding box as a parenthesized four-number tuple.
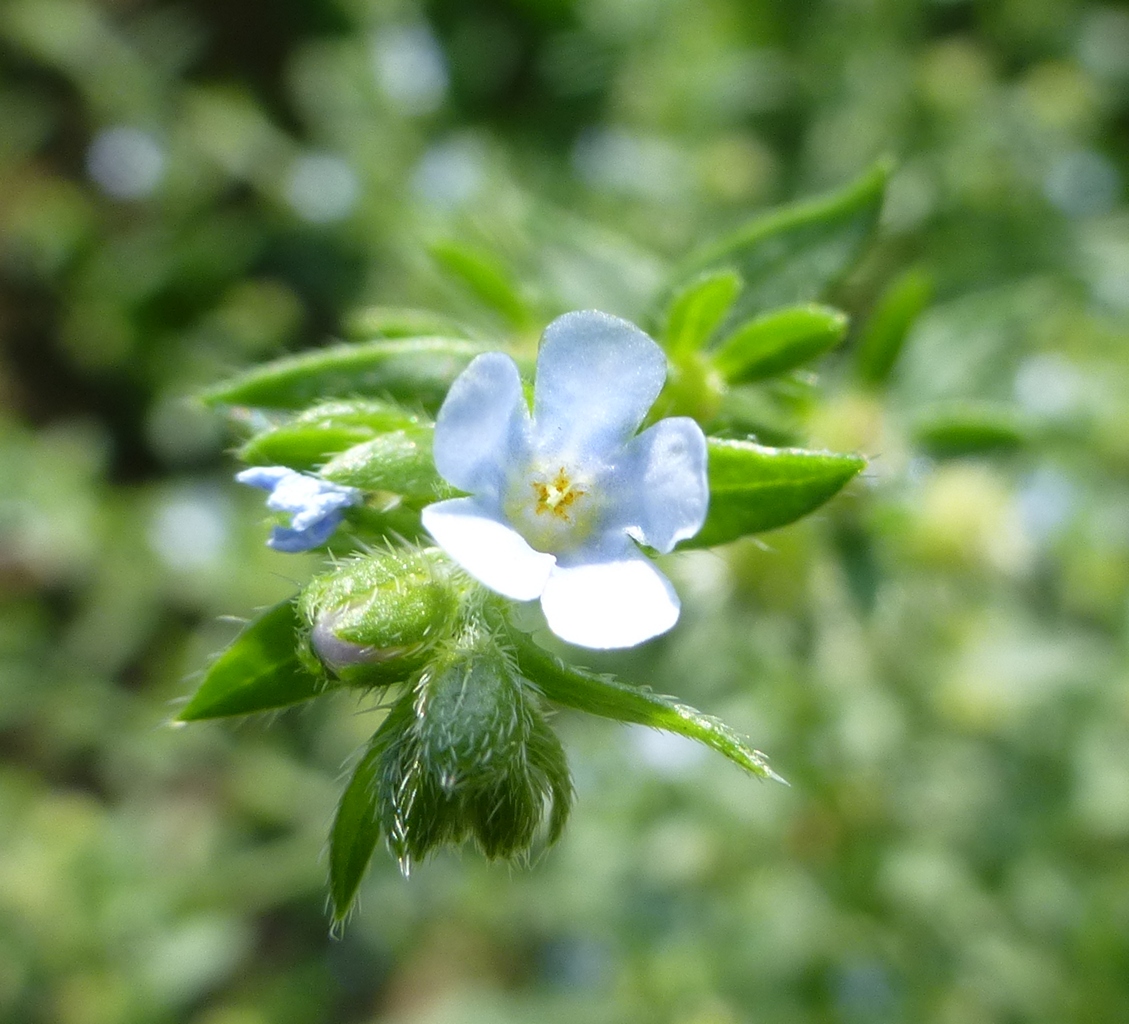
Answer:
(504, 462, 598, 554)
(532, 467, 585, 521)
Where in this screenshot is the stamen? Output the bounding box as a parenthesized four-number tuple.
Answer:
(532, 467, 585, 520)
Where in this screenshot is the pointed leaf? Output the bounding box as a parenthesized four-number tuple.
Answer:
(430, 241, 533, 328)
(855, 268, 932, 386)
(179, 601, 324, 720)
(345, 306, 473, 341)
(911, 401, 1029, 457)
(686, 438, 866, 548)
(201, 338, 491, 411)
(238, 400, 422, 470)
(664, 269, 742, 357)
(508, 631, 781, 781)
(712, 304, 848, 382)
(320, 427, 455, 503)
(680, 160, 890, 322)
(329, 695, 416, 923)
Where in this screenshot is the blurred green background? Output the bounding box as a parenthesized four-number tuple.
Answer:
(3, 0, 1129, 1021)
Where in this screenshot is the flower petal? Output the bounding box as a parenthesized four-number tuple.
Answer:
(268, 511, 345, 552)
(533, 311, 667, 461)
(236, 466, 293, 491)
(540, 551, 680, 649)
(609, 417, 709, 553)
(264, 472, 360, 530)
(433, 352, 530, 497)
(422, 497, 555, 601)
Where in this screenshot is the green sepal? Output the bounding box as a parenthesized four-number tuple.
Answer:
(344, 306, 474, 341)
(429, 240, 534, 329)
(178, 600, 325, 720)
(508, 630, 781, 782)
(329, 695, 415, 924)
(201, 337, 491, 411)
(855, 268, 932, 386)
(686, 438, 866, 548)
(663, 269, 742, 357)
(911, 401, 1029, 457)
(320, 427, 455, 504)
(237, 400, 422, 470)
(678, 160, 890, 322)
(711, 304, 848, 383)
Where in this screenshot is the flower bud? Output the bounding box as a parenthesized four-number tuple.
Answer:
(373, 626, 572, 869)
(299, 548, 460, 685)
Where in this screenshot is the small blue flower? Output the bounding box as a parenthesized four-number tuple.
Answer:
(422, 310, 708, 649)
(236, 467, 361, 552)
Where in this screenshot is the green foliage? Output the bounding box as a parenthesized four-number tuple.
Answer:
(680, 161, 891, 322)
(202, 338, 493, 411)
(911, 401, 1030, 457)
(237, 399, 422, 469)
(320, 427, 454, 502)
(711, 304, 849, 382)
(508, 629, 780, 781)
(854, 268, 933, 386)
(662, 269, 743, 357)
(688, 439, 866, 548)
(330, 628, 572, 920)
(299, 549, 460, 686)
(178, 601, 324, 720)
(429, 240, 535, 329)
(344, 306, 474, 341)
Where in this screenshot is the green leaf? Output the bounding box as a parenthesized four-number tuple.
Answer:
(178, 601, 324, 720)
(711, 304, 848, 382)
(855, 268, 932, 386)
(686, 438, 866, 548)
(237, 400, 422, 470)
(911, 402, 1029, 457)
(430, 240, 533, 329)
(663, 269, 742, 357)
(201, 338, 491, 411)
(680, 160, 890, 322)
(344, 306, 473, 341)
(329, 695, 416, 924)
(507, 630, 781, 782)
(320, 427, 455, 503)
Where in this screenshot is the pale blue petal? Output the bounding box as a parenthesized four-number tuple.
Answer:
(432, 352, 530, 498)
(533, 310, 667, 461)
(606, 417, 709, 553)
(540, 550, 680, 649)
(268, 511, 344, 552)
(236, 465, 293, 491)
(265, 472, 360, 530)
(422, 497, 555, 601)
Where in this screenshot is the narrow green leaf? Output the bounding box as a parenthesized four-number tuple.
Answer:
(508, 631, 781, 781)
(855, 268, 932, 386)
(320, 427, 455, 502)
(911, 402, 1029, 457)
(178, 601, 324, 720)
(680, 160, 890, 322)
(238, 400, 421, 470)
(430, 241, 533, 328)
(344, 306, 473, 341)
(686, 438, 866, 548)
(712, 304, 848, 382)
(329, 695, 415, 924)
(664, 269, 742, 357)
(201, 338, 490, 411)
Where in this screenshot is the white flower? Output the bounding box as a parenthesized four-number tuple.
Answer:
(236, 467, 361, 552)
(422, 310, 708, 649)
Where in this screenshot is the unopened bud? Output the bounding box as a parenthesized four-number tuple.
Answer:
(300, 548, 459, 685)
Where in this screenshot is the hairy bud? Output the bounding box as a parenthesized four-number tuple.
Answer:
(300, 548, 459, 685)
